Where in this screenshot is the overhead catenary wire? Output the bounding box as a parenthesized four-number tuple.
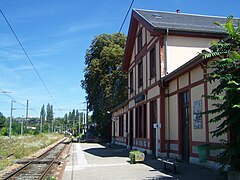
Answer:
(0, 9, 63, 116)
(0, 88, 38, 114)
(87, 0, 135, 101)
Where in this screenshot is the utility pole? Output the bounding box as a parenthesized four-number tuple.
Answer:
(25, 100, 29, 131)
(9, 100, 15, 139)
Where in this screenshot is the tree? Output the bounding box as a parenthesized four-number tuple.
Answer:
(46, 103, 54, 122)
(40, 105, 46, 121)
(202, 16, 240, 171)
(81, 33, 127, 139)
(0, 112, 6, 129)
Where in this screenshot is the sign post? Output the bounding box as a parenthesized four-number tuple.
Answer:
(153, 122, 161, 157)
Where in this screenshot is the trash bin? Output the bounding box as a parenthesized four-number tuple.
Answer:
(198, 144, 208, 163)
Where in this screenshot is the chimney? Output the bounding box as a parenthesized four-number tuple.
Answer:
(176, 9, 180, 13)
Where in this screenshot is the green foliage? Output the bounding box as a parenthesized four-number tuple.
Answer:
(201, 16, 240, 171)
(40, 104, 46, 120)
(0, 127, 8, 136)
(0, 134, 63, 170)
(46, 103, 54, 123)
(81, 33, 127, 139)
(0, 112, 6, 128)
(46, 176, 57, 180)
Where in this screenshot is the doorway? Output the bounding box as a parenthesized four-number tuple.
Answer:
(129, 110, 133, 149)
(181, 91, 190, 162)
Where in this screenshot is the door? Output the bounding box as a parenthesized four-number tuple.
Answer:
(129, 110, 133, 149)
(181, 92, 190, 162)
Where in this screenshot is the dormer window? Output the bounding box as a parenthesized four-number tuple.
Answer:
(137, 29, 142, 53)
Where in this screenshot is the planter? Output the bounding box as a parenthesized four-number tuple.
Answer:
(129, 150, 145, 164)
(228, 170, 240, 180)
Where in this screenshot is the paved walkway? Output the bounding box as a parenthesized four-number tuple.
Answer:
(62, 143, 226, 180)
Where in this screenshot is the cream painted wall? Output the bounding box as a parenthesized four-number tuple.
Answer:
(146, 30, 152, 45)
(142, 26, 146, 45)
(165, 97, 169, 140)
(169, 79, 177, 94)
(130, 43, 135, 67)
(169, 95, 179, 140)
(178, 73, 189, 89)
(191, 66, 204, 83)
(167, 36, 219, 74)
(147, 86, 160, 100)
(191, 84, 206, 142)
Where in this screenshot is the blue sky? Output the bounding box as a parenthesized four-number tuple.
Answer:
(0, 0, 239, 118)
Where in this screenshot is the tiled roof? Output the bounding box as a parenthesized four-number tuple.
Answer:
(135, 9, 237, 34)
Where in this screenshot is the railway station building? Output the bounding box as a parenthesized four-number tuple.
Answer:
(111, 9, 229, 168)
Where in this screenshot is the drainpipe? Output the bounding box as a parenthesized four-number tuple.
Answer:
(164, 29, 169, 76)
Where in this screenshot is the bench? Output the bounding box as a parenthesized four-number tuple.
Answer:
(158, 158, 177, 173)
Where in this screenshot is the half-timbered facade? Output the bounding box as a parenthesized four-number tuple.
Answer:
(111, 9, 229, 167)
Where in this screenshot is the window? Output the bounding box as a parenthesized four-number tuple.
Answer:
(138, 60, 143, 87)
(137, 29, 142, 52)
(150, 100, 157, 124)
(130, 71, 133, 93)
(135, 104, 147, 138)
(119, 115, 124, 137)
(150, 47, 156, 78)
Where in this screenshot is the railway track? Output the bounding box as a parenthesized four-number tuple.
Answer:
(3, 138, 69, 180)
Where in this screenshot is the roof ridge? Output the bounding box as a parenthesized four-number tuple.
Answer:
(134, 8, 238, 19)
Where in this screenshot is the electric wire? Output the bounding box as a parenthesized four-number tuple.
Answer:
(0, 88, 38, 113)
(87, 0, 135, 102)
(0, 9, 64, 116)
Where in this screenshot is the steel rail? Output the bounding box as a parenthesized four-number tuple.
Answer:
(3, 137, 68, 180)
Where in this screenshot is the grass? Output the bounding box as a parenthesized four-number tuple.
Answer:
(0, 133, 64, 171)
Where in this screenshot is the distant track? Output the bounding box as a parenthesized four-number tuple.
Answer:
(3, 138, 69, 180)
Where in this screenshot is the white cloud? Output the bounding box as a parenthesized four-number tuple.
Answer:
(56, 22, 108, 36)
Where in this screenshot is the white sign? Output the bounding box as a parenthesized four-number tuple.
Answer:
(153, 122, 161, 128)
